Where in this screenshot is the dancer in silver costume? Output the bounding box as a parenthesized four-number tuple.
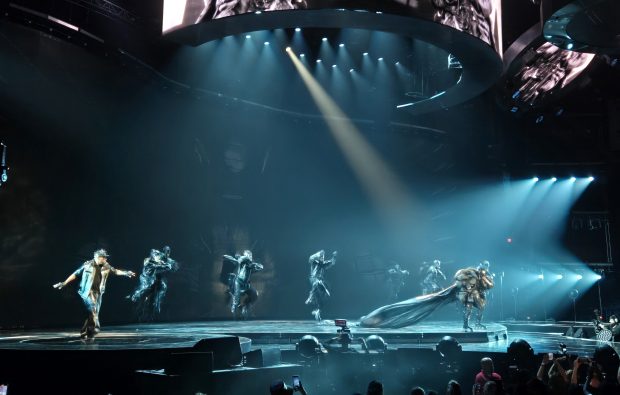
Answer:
(305, 250, 337, 321)
(129, 246, 178, 320)
(223, 250, 264, 319)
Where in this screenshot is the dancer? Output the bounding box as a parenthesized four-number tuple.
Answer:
(305, 250, 337, 321)
(386, 263, 409, 301)
(456, 266, 494, 331)
(53, 249, 135, 339)
(223, 250, 264, 319)
(129, 246, 178, 320)
(420, 259, 446, 295)
(360, 265, 494, 330)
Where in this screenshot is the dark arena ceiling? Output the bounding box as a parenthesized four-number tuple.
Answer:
(0, 0, 618, 133)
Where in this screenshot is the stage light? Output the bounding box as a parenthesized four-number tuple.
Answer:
(595, 274, 602, 280)
(512, 90, 520, 99)
(264, 41, 269, 46)
(506, 237, 513, 243)
(332, 64, 336, 68)
(300, 54, 305, 57)
(556, 274, 563, 280)
(255, 11, 262, 14)
(533, 177, 539, 182)
(339, 43, 344, 48)
(538, 274, 544, 280)
(567, 42, 574, 50)
(322, 37, 327, 42)
(365, 335, 387, 352)
(510, 106, 519, 113)
(245, 35, 251, 39)
(576, 274, 583, 280)
(316, 59, 322, 63)
(296, 335, 323, 358)
(569, 176, 576, 182)
(436, 336, 462, 360)
(395, 61, 399, 65)
(551, 177, 557, 182)
(363, 52, 368, 56)
(588, 176, 595, 181)
(349, 68, 354, 73)
(295, 27, 301, 32)
(378, 57, 383, 61)
(285, 47, 291, 52)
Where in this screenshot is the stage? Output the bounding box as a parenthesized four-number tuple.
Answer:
(0, 319, 616, 353)
(0, 320, 618, 394)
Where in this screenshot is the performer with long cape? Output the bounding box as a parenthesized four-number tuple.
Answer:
(361, 266, 494, 331)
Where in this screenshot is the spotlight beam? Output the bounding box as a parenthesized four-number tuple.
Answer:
(286, 48, 413, 226)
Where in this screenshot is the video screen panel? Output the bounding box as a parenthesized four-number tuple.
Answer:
(512, 42, 595, 107)
(163, 0, 502, 54)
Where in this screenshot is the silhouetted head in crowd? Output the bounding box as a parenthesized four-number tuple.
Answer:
(482, 381, 497, 395)
(410, 386, 425, 395)
(270, 379, 294, 395)
(447, 380, 461, 395)
(481, 357, 495, 375)
(367, 380, 383, 395)
(525, 378, 548, 395)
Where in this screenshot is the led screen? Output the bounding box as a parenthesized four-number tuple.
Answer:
(163, 0, 502, 54)
(512, 42, 595, 107)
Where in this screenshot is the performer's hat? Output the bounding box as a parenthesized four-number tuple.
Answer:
(94, 249, 109, 258)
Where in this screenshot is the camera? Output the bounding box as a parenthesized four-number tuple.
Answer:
(334, 319, 347, 328)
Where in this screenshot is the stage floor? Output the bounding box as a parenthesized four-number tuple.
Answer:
(0, 320, 617, 356)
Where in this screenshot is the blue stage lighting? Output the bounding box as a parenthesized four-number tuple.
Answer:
(538, 274, 544, 280)
(332, 64, 336, 68)
(264, 41, 269, 46)
(395, 61, 399, 65)
(556, 274, 563, 280)
(510, 106, 519, 113)
(551, 177, 557, 182)
(512, 90, 520, 99)
(295, 27, 301, 32)
(378, 57, 384, 61)
(349, 68, 354, 73)
(339, 43, 344, 48)
(363, 52, 369, 56)
(300, 54, 305, 57)
(576, 274, 583, 280)
(533, 177, 539, 182)
(322, 37, 327, 42)
(569, 176, 576, 182)
(595, 274, 602, 280)
(316, 59, 322, 63)
(567, 42, 574, 50)
(588, 176, 595, 181)
(245, 35, 251, 39)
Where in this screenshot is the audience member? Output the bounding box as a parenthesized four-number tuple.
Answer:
(446, 379, 461, 395)
(474, 357, 503, 395)
(483, 381, 497, 395)
(367, 380, 383, 395)
(411, 386, 425, 395)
